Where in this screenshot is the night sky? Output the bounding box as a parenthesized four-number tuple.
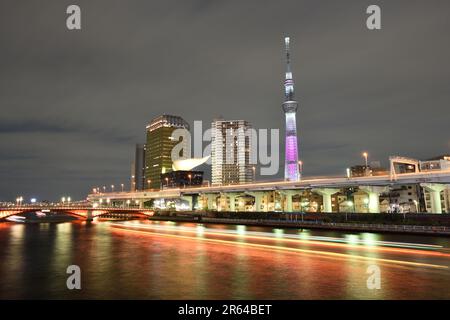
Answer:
(1, 0, 449, 201)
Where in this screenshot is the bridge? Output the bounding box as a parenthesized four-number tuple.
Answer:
(0, 205, 154, 221)
(88, 170, 450, 214)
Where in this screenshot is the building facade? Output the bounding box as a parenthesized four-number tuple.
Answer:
(211, 119, 253, 186)
(145, 115, 190, 189)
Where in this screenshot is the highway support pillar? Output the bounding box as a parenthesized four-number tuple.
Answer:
(225, 193, 241, 212)
(181, 196, 194, 211)
(359, 186, 388, 213)
(421, 183, 446, 214)
(247, 192, 266, 212)
(312, 188, 340, 213)
(204, 193, 217, 211)
(279, 190, 297, 213)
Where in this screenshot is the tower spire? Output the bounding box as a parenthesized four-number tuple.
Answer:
(284, 37, 295, 101)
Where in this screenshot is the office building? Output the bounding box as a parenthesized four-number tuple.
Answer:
(145, 115, 190, 189)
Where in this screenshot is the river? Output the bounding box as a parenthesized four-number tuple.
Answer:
(0, 220, 449, 299)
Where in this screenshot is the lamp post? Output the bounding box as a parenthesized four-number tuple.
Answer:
(188, 174, 192, 187)
(252, 166, 256, 181)
(147, 179, 151, 190)
(165, 177, 169, 189)
(346, 168, 351, 179)
(121, 183, 124, 192)
(298, 160, 303, 176)
(362, 152, 369, 176)
(111, 185, 115, 192)
(102, 186, 106, 193)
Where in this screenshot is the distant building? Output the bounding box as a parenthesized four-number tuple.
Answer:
(161, 170, 203, 188)
(211, 119, 253, 186)
(145, 115, 190, 189)
(131, 144, 146, 191)
(420, 155, 450, 172)
(379, 185, 422, 213)
(350, 164, 387, 177)
(350, 165, 371, 177)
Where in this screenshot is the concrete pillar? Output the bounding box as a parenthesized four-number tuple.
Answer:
(312, 188, 340, 213)
(421, 183, 446, 214)
(359, 186, 388, 213)
(279, 190, 297, 213)
(205, 194, 217, 211)
(247, 192, 266, 212)
(181, 196, 193, 211)
(225, 193, 240, 212)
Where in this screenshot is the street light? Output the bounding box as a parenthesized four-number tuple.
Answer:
(61, 197, 66, 204)
(165, 177, 169, 188)
(67, 197, 71, 204)
(252, 166, 256, 181)
(298, 160, 303, 176)
(103, 186, 106, 193)
(188, 174, 192, 186)
(121, 183, 124, 192)
(362, 152, 368, 166)
(147, 179, 151, 190)
(126, 199, 131, 207)
(111, 185, 115, 192)
(362, 152, 370, 176)
(346, 168, 351, 179)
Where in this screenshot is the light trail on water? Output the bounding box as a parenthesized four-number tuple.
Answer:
(109, 222, 450, 270)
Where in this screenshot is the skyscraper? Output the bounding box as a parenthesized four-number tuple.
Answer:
(131, 144, 146, 191)
(211, 119, 253, 186)
(282, 36, 300, 181)
(145, 115, 190, 189)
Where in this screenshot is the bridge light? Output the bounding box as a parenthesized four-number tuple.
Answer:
(61, 197, 66, 203)
(67, 197, 71, 203)
(106, 198, 110, 204)
(30, 198, 37, 204)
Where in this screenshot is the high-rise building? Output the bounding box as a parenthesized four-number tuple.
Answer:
(131, 144, 146, 191)
(145, 115, 190, 189)
(282, 36, 300, 181)
(211, 119, 253, 186)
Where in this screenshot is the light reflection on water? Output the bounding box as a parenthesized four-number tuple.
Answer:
(0, 220, 449, 299)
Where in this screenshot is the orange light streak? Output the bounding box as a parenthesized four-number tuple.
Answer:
(109, 223, 450, 258)
(110, 225, 449, 270)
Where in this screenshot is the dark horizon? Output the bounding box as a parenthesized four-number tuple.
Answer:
(1, 0, 449, 201)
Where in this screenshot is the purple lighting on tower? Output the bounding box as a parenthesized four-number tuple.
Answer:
(282, 37, 300, 181)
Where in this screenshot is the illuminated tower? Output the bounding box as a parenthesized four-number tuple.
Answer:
(282, 36, 300, 181)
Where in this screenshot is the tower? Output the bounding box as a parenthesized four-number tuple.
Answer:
(282, 36, 300, 181)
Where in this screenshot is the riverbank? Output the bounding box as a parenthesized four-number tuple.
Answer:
(148, 215, 450, 236)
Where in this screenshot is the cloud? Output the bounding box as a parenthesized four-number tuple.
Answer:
(0, 0, 449, 200)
